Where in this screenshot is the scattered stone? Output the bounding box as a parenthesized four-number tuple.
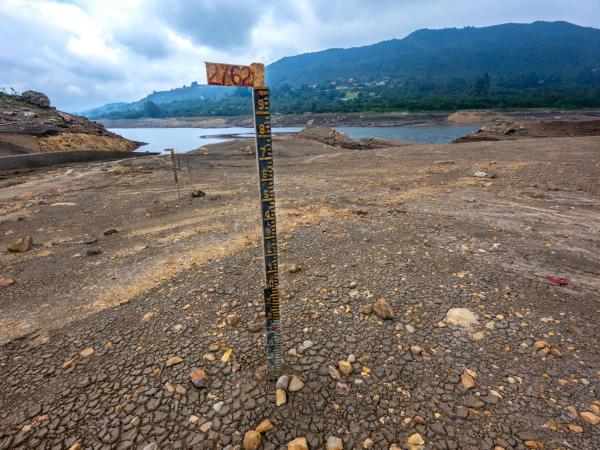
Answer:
(79, 347, 94, 358)
(288, 437, 309, 450)
(374, 298, 394, 319)
(407, 433, 425, 450)
(243, 430, 261, 450)
(0, 276, 15, 287)
(347, 354, 356, 363)
(276, 375, 290, 390)
(461, 369, 477, 389)
(189, 368, 209, 389)
(580, 411, 600, 425)
(22, 90, 51, 108)
(85, 248, 102, 256)
(203, 353, 216, 362)
(191, 189, 206, 198)
(288, 264, 302, 274)
(410, 345, 423, 355)
(103, 228, 118, 236)
(524, 440, 544, 449)
(212, 401, 224, 413)
(221, 348, 233, 362)
(289, 375, 304, 392)
(472, 331, 485, 341)
(338, 360, 352, 376)
(362, 438, 374, 449)
(328, 366, 341, 381)
(445, 307, 479, 329)
(361, 305, 373, 315)
(326, 436, 343, 450)
(255, 419, 273, 433)
(405, 324, 416, 333)
(8, 236, 32, 252)
(247, 321, 262, 333)
(389, 445, 401, 450)
(175, 384, 187, 395)
(68, 444, 82, 450)
(473, 171, 488, 178)
(276, 388, 287, 406)
(189, 415, 199, 424)
(199, 421, 212, 432)
(568, 423, 583, 433)
(534, 340, 550, 350)
(166, 356, 183, 367)
(226, 313, 239, 326)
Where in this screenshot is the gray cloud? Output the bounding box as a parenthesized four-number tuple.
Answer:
(0, 0, 599, 111)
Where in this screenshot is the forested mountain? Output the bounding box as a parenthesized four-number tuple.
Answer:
(84, 21, 600, 119)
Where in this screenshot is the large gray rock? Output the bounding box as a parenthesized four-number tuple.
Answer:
(21, 90, 51, 108)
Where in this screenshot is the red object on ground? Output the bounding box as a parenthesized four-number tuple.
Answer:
(546, 277, 569, 286)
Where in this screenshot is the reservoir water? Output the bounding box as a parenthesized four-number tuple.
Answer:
(109, 125, 480, 153)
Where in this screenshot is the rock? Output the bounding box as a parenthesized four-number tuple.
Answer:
(328, 366, 341, 381)
(533, 340, 549, 350)
(362, 438, 374, 449)
(191, 190, 206, 198)
(407, 433, 425, 450)
(243, 430, 261, 450)
(7, 236, 32, 252)
(461, 369, 477, 389)
(276, 375, 290, 390)
(410, 345, 423, 355)
(374, 298, 394, 319)
(445, 307, 479, 329)
(199, 421, 212, 432)
(221, 348, 233, 362)
(103, 228, 118, 236)
(524, 441, 544, 449)
(79, 347, 94, 358)
(68, 444, 82, 450)
(166, 356, 183, 367)
(86, 248, 102, 256)
(247, 321, 262, 333)
(212, 401, 224, 413)
(473, 171, 488, 178)
(361, 305, 373, 315)
(276, 388, 287, 406)
(405, 324, 415, 333)
(347, 354, 356, 363)
(338, 360, 352, 376)
(21, 90, 51, 108)
(288, 264, 302, 274)
(189, 415, 199, 424)
(288, 437, 309, 450)
(226, 313, 239, 326)
(580, 411, 600, 425)
(472, 331, 485, 341)
(0, 276, 15, 287)
(568, 423, 583, 433)
(288, 375, 304, 392)
(326, 436, 343, 450)
(189, 368, 209, 389)
(175, 384, 187, 395)
(255, 419, 273, 433)
(203, 353, 215, 362)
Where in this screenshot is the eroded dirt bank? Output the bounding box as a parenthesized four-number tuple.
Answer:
(0, 135, 599, 449)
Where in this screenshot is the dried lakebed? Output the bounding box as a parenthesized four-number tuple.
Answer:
(0, 135, 599, 449)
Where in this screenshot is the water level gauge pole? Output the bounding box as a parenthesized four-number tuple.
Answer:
(204, 61, 282, 378)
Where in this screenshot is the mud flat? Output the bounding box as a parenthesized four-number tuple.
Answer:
(0, 132, 599, 449)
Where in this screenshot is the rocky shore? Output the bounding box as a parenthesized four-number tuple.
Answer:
(0, 91, 142, 157)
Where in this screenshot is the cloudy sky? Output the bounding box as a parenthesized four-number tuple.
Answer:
(1, 0, 599, 112)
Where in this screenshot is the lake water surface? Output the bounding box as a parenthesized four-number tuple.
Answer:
(110, 125, 479, 153)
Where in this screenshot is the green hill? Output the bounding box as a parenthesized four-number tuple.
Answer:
(84, 21, 600, 119)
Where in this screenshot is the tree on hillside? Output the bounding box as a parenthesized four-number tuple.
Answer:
(143, 101, 162, 118)
(475, 73, 491, 95)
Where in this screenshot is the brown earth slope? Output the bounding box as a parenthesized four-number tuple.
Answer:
(0, 91, 141, 156)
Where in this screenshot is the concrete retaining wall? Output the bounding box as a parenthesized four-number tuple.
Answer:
(0, 150, 157, 171)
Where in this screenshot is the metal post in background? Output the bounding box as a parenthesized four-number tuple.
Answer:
(164, 148, 181, 202)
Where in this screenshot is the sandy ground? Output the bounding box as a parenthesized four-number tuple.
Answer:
(0, 135, 599, 449)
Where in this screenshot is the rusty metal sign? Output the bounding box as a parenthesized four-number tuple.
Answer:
(205, 62, 265, 88)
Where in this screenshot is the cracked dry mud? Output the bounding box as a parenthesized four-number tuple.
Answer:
(0, 135, 599, 449)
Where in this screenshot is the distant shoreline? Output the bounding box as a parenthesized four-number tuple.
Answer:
(97, 109, 600, 129)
